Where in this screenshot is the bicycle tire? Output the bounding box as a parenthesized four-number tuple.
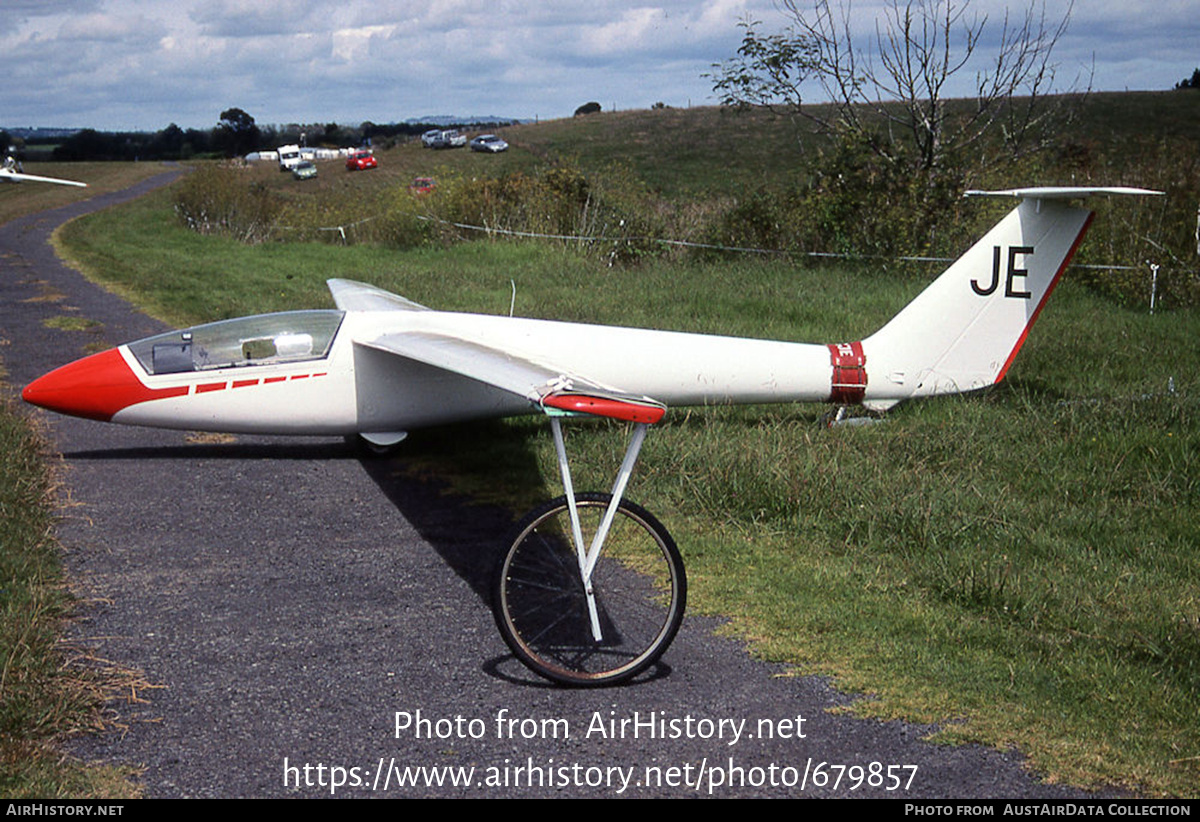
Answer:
(494, 493, 686, 687)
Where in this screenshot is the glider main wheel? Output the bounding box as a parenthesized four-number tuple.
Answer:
(494, 493, 686, 687)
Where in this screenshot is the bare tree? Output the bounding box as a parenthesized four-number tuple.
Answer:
(711, 0, 1082, 175)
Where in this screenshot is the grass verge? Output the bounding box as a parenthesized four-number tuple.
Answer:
(0, 390, 140, 798)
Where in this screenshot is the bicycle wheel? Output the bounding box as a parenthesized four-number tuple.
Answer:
(494, 493, 686, 687)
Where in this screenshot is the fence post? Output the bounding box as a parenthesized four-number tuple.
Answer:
(1149, 262, 1160, 314)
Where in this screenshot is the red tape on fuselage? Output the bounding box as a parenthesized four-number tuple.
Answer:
(828, 341, 867, 404)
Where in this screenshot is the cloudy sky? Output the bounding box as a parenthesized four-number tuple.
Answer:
(1, 0, 1196, 132)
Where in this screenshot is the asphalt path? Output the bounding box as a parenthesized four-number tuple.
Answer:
(0, 172, 1115, 799)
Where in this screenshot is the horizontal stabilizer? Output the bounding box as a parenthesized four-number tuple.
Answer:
(965, 187, 1163, 200)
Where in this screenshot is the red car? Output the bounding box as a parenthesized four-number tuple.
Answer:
(409, 177, 436, 194)
(345, 150, 377, 171)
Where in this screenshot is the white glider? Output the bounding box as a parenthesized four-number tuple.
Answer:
(23, 186, 1160, 685)
(0, 165, 87, 187)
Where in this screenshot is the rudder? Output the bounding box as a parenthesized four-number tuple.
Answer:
(855, 188, 1155, 410)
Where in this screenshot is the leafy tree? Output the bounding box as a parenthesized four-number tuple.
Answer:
(215, 107, 261, 157)
(183, 127, 213, 158)
(53, 129, 117, 161)
(360, 121, 377, 146)
(151, 123, 185, 158)
(1175, 68, 1200, 90)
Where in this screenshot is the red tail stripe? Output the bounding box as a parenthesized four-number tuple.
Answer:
(994, 212, 1094, 384)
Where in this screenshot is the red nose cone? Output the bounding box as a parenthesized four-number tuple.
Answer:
(22, 348, 183, 421)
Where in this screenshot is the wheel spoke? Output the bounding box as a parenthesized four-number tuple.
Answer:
(494, 494, 686, 686)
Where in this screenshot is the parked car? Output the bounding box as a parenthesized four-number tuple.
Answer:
(421, 129, 442, 148)
(345, 150, 377, 171)
(469, 134, 508, 153)
(277, 144, 302, 172)
(428, 129, 466, 149)
(291, 160, 318, 180)
(409, 176, 436, 194)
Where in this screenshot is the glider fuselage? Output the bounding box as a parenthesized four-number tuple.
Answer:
(24, 309, 838, 436)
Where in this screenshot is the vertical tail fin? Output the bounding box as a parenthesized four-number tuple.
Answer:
(858, 187, 1160, 410)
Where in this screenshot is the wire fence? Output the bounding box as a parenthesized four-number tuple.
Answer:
(283, 210, 1193, 312)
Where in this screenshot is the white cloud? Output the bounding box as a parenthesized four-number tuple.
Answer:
(0, 0, 1193, 130)
(331, 24, 397, 63)
(0, 0, 101, 35)
(188, 0, 327, 37)
(583, 7, 671, 56)
(58, 12, 166, 44)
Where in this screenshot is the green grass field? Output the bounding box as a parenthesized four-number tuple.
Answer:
(7, 92, 1200, 797)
